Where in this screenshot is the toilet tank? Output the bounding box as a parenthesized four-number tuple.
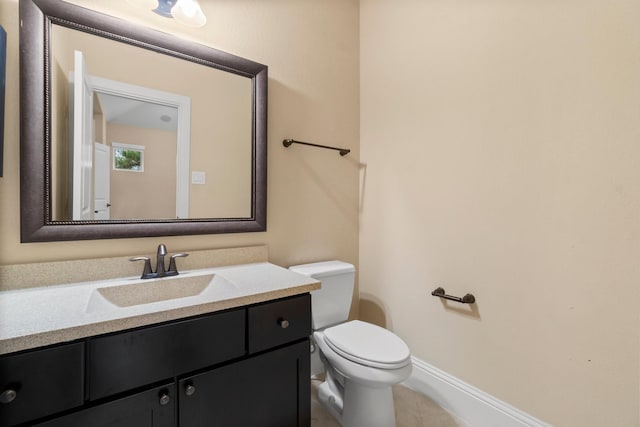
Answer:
(289, 260, 355, 330)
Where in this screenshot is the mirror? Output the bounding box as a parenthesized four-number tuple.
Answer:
(20, 0, 267, 242)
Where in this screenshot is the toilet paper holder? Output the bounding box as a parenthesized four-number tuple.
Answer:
(431, 287, 476, 304)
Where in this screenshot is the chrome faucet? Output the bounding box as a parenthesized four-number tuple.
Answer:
(130, 244, 189, 279)
(155, 244, 168, 277)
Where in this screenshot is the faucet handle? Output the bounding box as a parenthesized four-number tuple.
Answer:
(167, 253, 189, 276)
(130, 256, 154, 279)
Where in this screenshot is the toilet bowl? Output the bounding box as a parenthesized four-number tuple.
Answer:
(314, 321, 412, 427)
(289, 261, 412, 427)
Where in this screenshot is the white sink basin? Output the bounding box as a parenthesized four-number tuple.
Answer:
(86, 272, 236, 313)
(0, 261, 322, 355)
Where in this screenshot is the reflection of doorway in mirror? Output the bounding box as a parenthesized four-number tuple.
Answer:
(90, 76, 190, 220)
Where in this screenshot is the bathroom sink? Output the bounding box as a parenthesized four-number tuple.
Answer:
(86, 273, 236, 313)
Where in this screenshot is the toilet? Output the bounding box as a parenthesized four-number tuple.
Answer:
(289, 261, 412, 427)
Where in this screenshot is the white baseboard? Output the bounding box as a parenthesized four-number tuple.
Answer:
(402, 356, 553, 427)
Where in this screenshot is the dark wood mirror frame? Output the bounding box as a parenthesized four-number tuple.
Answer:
(19, 0, 267, 242)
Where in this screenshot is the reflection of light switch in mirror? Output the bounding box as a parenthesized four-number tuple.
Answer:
(192, 171, 206, 185)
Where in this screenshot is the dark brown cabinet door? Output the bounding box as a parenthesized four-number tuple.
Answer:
(0, 342, 84, 426)
(35, 383, 175, 427)
(179, 340, 310, 427)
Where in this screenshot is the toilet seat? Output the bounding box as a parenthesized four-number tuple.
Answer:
(323, 320, 411, 369)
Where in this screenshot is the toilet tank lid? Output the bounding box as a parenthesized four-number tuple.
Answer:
(289, 260, 355, 278)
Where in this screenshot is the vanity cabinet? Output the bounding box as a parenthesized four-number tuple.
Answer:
(0, 342, 84, 426)
(0, 293, 311, 427)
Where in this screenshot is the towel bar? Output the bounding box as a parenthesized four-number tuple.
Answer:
(283, 138, 350, 156)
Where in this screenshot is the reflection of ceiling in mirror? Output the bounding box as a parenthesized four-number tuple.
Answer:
(96, 93, 178, 131)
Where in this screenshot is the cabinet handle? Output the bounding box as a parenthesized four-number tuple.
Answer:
(158, 392, 171, 406)
(0, 389, 16, 404)
(278, 318, 290, 329)
(185, 384, 196, 396)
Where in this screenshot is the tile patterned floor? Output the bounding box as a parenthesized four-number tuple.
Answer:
(310, 379, 464, 427)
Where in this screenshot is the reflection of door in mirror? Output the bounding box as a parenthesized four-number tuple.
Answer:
(94, 142, 110, 220)
(71, 50, 94, 220)
(50, 23, 253, 222)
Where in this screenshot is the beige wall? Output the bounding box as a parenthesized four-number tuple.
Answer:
(107, 124, 177, 219)
(0, 0, 360, 275)
(360, 0, 639, 426)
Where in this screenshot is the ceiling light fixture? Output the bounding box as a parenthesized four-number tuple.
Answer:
(130, 0, 207, 28)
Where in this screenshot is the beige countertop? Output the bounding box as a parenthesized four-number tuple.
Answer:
(0, 262, 320, 355)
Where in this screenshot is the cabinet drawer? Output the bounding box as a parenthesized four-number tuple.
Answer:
(88, 308, 245, 400)
(248, 293, 311, 354)
(0, 342, 84, 427)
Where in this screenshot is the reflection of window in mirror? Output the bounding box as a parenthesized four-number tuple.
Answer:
(113, 142, 144, 172)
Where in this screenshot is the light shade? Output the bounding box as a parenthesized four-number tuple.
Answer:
(128, 0, 207, 28)
(172, 0, 207, 28)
